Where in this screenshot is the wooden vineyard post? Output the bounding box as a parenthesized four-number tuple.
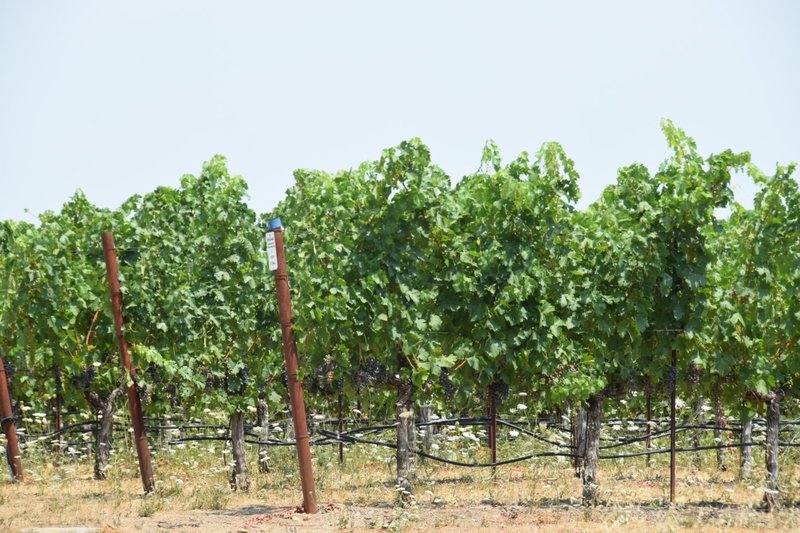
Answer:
(0, 357, 23, 482)
(101, 232, 155, 493)
(267, 218, 318, 514)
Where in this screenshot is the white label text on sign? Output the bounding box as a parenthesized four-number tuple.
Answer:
(266, 232, 278, 271)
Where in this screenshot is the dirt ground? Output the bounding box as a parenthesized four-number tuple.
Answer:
(3, 467, 800, 531)
(2, 437, 800, 531)
(99, 501, 800, 532)
(110, 500, 800, 532)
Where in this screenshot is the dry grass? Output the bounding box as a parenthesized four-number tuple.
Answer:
(1, 428, 799, 532)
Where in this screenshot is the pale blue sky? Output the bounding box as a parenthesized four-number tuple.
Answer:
(1, 1, 798, 223)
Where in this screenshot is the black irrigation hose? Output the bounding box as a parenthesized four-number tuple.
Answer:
(143, 424, 228, 431)
(166, 435, 333, 446)
(16, 414, 800, 454)
(15, 416, 800, 469)
(314, 429, 800, 465)
(495, 419, 576, 449)
(18, 421, 99, 439)
(597, 424, 753, 449)
(600, 427, 682, 449)
(315, 429, 580, 467)
(599, 441, 800, 460)
(320, 416, 575, 450)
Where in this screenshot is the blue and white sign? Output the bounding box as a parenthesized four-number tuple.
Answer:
(266, 232, 278, 271)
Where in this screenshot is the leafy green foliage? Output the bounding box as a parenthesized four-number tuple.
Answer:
(272, 139, 451, 396)
(0, 192, 121, 408)
(122, 156, 278, 413)
(439, 141, 583, 407)
(703, 162, 800, 405)
(0, 123, 795, 431)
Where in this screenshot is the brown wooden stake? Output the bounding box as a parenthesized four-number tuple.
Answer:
(669, 349, 677, 504)
(267, 219, 317, 514)
(101, 232, 155, 493)
(0, 358, 23, 482)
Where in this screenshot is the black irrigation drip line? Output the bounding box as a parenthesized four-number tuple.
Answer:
(12, 414, 800, 470)
(318, 416, 575, 450)
(18, 421, 99, 440)
(14, 414, 800, 463)
(415, 416, 483, 428)
(600, 427, 682, 449)
(142, 424, 228, 431)
(166, 435, 332, 447)
(599, 441, 800, 460)
(598, 424, 754, 449)
(495, 419, 576, 449)
(340, 427, 388, 438)
(337, 423, 399, 433)
(314, 429, 580, 467)
(548, 425, 575, 436)
(414, 449, 580, 468)
(166, 428, 797, 469)
(685, 423, 744, 433)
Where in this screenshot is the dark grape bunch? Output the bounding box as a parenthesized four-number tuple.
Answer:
(687, 363, 702, 387)
(309, 355, 339, 395)
(224, 364, 250, 396)
(355, 358, 387, 385)
(239, 364, 250, 390)
(78, 367, 96, 391)
(146, 364, 160, 385)
(167, 384, 178, 409)
(318, 355, 335, 381)
(666, 365, 678, 390)
(490, 381, 510, 404)
(438, 369, 456, 402)
(136, 381, 151, 407)
(3, 359, 16, 379)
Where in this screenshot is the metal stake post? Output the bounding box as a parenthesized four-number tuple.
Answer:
(101, 232, 155, 493)
(0, 358, 23, 481)
(267, 218, 318, 514)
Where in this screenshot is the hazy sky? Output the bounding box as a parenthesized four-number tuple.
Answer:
(1, 1, 798, 223)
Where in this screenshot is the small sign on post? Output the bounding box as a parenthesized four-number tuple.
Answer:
(266, 231, 278, 271)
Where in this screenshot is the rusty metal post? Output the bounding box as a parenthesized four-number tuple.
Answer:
(101, 232, 155, 493)
(669, 349, 677, 504)
(0, 358, 23, 482)
(267, 218, 317, 514)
